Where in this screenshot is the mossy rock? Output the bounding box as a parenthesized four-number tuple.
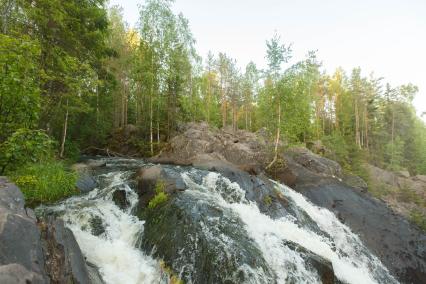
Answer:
(140, 192, 276, 284)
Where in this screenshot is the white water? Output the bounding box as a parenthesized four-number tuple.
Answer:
(181, 171, 399, 284)
(39, 161, 399, 284)
(42, 171, 163, 284)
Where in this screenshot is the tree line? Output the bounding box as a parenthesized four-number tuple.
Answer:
(1, 0, 426, 176)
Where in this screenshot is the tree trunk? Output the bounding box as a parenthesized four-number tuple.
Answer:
(266, 101, 281, 169)
(59, 99, 69, 158)
(364, 107, 369, 150)
(355, 99, 361, 148)
(391, 106, 395, 166)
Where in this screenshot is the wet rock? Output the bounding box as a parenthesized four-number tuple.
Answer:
(86, 262, 105, 284)
(135, 165, 186, 209)
(76, 173, 98, 193)
(89, 216, 105, 236)
(293, 181, 426, 283)
(39, 216, 91, 284)
(112, 189, 130, 210)
(1, 177, 93, 284)
(151, 122, 426, 283)
(284, 241, 335, 284)
(0, 177, 49, 284)
(141, 192, 277, 284)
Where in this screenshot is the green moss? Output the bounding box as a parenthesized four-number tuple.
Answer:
(148, 180, 168, 209)
(148, 192, 168, 209)
(12, 162, 78, 207)
(263, 195, 272, 206)
(159, 260, 184, 284)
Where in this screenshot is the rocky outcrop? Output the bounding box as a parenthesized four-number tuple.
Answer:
(0, 177, 94, 284)
(151, 122, 426, 284)
(149, 122, 272, 169)
(0, 177, 49, 284)
(38, 217, 91, 284)
(284, 154, 426, 284)
(138, 164, 335, 283)
(142, 189, 277, 284)
(365, 164, 426, 220)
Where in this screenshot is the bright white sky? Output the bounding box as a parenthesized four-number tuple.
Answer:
(109, 0, 426, 119)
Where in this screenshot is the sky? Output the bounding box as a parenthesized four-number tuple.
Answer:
(109, 0, 426, 118)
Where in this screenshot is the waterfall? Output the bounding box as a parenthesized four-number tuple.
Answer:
(38, 159, 399, 284)
(181, 171, 398, 284)
(39, 170, 164, 284)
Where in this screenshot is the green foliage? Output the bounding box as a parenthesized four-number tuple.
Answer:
(263, 195, 272, 206)
(322, 133, 349, 168)
(0, 129, 55, 174)
(12, 162, 78, 207)
(0, 34, 41, 142)
(148, 180, 168, 209)
(384, 136, 405, 171)
(159, 260, 184, 284)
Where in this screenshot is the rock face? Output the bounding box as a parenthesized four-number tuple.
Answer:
(365, 164, 426, 221)
(142, 190, 277, 284)
(284, 153, 426, 284)
(0, 177, 93, 284)
(0, 177, 49, 284)
(150, 122, 272, 169)
(138, 165, 336, 284)
(38, 217, 91, 284)
(151, 122, 426, 284)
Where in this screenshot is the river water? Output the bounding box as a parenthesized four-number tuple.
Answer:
(38, 158, 399, 284)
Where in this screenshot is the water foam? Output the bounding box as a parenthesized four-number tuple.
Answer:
(45, 171, 162, 284)
(181, 171, 398, 284)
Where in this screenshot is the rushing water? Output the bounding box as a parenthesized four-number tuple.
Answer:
(38, 158, 399, 284)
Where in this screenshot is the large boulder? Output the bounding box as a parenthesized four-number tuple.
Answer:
(138, 164, 336, 284)
(149, 122, 272, 170)
(134, 165, 186, 209)
(72, 158, 105, 193)
(285, 147, 342, 179)
(0, 177, 49, 284)
(0, 177, 94, 284)
(38, 217, 92, 284)
(141, 192, 276, 284)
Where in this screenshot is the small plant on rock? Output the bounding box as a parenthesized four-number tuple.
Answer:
(148, 180, 168, 209)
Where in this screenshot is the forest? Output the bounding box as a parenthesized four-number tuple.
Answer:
(1, 0, 426, 203)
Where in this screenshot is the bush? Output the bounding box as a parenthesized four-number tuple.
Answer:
(12, 162, 78, 207)
(0, 128, 55, 174)
(148, 180, 168, 209)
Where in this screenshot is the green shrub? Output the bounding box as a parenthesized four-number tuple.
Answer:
(148, 192, 168, 209)
(148, 180, 168, 209)
(12, 162, 78, 207)
(0, 128, 55, 174)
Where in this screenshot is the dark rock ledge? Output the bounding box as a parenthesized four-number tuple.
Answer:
(0, 176, 99, 284)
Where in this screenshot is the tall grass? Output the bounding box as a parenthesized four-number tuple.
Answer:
(12, 162, 78, 207)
